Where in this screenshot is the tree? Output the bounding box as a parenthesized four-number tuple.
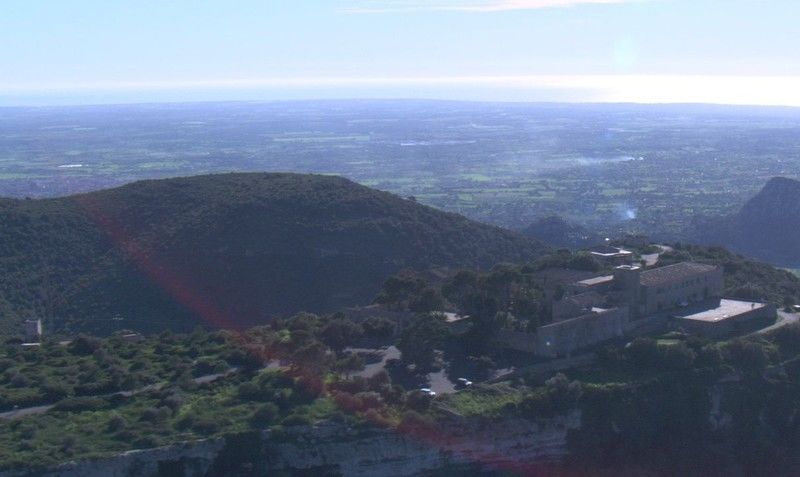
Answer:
(624, 338, 661, 370)
(320, 318, 363, 352)
(375, 276, 426, 310)
(250, 403, 279, 426)
(408, 288, 444, 313)
(723, 339, 773, 373)
(68, 334, 101, 356)
(362, 317, 395, 342)
(396, 315, 448, 369)
(291, 340, 330, 375)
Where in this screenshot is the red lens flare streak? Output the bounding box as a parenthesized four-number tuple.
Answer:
(73, 194, 566, 477)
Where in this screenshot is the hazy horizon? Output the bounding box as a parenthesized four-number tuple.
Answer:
(3, 1, 800, 107)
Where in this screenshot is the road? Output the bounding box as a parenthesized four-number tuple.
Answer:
(642, 244, 674, 267)
(751, 310, 799, 336)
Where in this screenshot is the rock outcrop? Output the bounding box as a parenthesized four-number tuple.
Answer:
(695, 176, 800, 266)
(0, 413, 580, 477)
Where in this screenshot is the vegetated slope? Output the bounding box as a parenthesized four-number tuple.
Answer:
(695, 176, 800, 266)
(0, 173, 545, 335)
(519, 216, 603, 249)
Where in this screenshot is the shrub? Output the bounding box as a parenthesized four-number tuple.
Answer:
(362, 408, 392, 427)
(175, 413, 196, 430)
(355, 391, 383, 410)
(162, 394, 184, 413)
(250, 403, 280, 427)
(722, 339, 774, 372)
(107, 414, 128, 432)
(68, 335, 102, 356)
(281, 413, 312, 426)
(141, 406, 170, 422)
(39, 385, 70, 404)
(9, 373, 30, 388)
(660, 342, 697, 371)
(4, 388, 46, 409)
(193, 357, 229, 377)
(237, 381, 264, 402)
(397, 410, 433, 433)
(52, 396, 108, 413)
(192, 417, 221, 435)
(133, 435, 163, 449)
(332, 391, 363, 413)
(0, 358, 17, 372)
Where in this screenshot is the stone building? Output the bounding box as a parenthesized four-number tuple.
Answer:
(571, 262, 724, 318)
(497, 261, 772, 358)
(24, 319, 42, 342)
(535, 306, 630, 358)
(674, 299, 776, 338)
(637, 262, 724, 315)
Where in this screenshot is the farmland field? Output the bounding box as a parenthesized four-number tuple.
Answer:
(2, 100, 800, 239)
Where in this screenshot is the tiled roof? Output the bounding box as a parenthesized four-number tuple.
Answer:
(640, 262, 717, 287)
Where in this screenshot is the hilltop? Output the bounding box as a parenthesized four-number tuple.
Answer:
(695, 176, 800, 266)
(0, 173, 545, 335)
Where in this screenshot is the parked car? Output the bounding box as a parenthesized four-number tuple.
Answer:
(456, 378, 473, 388)
(419, 388, 436, 396)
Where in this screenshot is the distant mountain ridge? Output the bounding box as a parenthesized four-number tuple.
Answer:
(695, 176, 800, 266)
(0, 173, 546, 335)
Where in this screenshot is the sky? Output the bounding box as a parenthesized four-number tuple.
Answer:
(2, 0, 800, 106)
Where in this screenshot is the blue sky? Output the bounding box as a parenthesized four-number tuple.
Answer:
(2, 0, 800, 105)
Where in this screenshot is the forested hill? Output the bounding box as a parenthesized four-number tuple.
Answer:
(694, 176, 800, 266)
(0, 173, 546, 335)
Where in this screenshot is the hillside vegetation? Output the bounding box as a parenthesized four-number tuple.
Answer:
(695, 176, 800, 267)
(0, 173, 545, 335)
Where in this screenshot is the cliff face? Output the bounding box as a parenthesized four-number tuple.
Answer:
(265, 415, 579, 476)
(0, 413, 580, 477)
(731, 177, 800, 264)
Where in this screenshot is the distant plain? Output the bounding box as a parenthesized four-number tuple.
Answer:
(3, 100, 800, 238)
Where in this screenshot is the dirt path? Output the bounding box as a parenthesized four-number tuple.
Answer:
(0, 367, 239, 420)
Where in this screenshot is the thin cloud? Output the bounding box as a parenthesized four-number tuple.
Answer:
(343, 0, 637, 13)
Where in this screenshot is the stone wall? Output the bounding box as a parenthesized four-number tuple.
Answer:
(536, 307, 629, 358)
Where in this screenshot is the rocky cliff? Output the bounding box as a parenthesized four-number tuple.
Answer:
(694, 176, 800, 266)
(0, 413, 580, 477)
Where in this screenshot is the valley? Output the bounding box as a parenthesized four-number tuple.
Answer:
(3, 101, 800, 239)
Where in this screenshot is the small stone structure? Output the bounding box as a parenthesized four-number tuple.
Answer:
(23, 319, 42, 343)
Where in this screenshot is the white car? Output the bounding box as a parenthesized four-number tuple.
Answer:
(456, 378, 473, 387)
(419, 388, 436, 396)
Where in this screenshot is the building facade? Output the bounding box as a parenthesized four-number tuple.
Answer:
(637, 262, 723, 316)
